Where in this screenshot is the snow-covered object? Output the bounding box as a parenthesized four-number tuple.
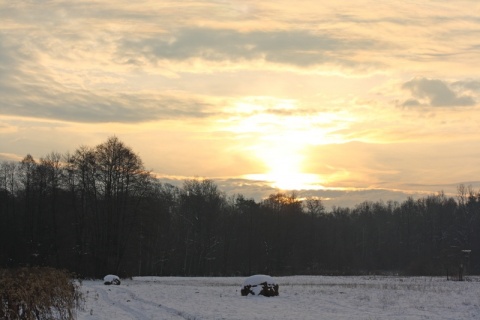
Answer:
(241, 274, 279, 296)
(103, 274, 121, 285)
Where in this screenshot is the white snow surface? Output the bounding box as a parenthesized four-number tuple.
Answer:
(103, 275, 120, 283)
(77, 275, 480, 320)
(242, 274, 276, 286)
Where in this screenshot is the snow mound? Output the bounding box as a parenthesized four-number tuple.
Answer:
(103, 274, 121, 285)
(241, 274, 279, 297)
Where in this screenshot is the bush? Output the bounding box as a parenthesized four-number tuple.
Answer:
(0, 267, 83, 320)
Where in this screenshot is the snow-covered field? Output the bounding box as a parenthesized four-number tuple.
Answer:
(77, 275, 480, 319)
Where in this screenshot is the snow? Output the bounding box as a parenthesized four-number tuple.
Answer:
(103, 275, 120, 284)
(77, 276, 480, 320)
(242, 274, 277, 286)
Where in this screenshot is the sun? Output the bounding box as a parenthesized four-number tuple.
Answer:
(225, 97, 330, 190)
(245, 144, 324, 190)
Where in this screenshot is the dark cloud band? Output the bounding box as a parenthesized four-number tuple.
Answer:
(119, 28, 382, 68)
(401, 77, 476, 107)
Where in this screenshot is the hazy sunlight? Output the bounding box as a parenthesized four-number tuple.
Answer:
(245, 141, 324, 190)
(246, 172, 324, 190)
(226, 98, 334, 190)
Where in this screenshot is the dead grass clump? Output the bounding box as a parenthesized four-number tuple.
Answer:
(0, 267, 83, 320)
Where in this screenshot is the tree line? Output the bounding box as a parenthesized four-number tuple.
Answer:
(0, 137, 479, 277)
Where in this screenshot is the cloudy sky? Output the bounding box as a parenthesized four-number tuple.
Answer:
(1, 0, 480, 208)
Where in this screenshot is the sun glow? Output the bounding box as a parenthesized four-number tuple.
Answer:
(246, 172, 324, 190)
(226, 97, 339, 190)
(245, 142, 324, 190)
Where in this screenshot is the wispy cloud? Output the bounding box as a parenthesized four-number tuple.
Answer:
(2, 1, 480, 207)
(118, 27, 384, 70)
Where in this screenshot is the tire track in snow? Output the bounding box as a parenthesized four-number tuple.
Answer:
(94, 286, 153, 319)
(121, 286, 201, 320)
(92, 285, 201, 320)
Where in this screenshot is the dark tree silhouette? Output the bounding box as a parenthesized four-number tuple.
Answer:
(1, 138, 480, 278)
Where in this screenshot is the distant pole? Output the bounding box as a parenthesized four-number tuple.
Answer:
(461, 250, 471, 281)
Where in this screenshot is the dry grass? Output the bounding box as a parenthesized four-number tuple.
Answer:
(0, 267, 83, 320)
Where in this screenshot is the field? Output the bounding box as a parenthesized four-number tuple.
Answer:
(77, 275, 480, 319)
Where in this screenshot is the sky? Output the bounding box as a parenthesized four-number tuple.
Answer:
(1, 0, 480, 208)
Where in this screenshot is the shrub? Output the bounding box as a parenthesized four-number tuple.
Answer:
(0, 267, 83, 320)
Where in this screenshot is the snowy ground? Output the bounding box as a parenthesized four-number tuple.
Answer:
(77, 275, 480, 320)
